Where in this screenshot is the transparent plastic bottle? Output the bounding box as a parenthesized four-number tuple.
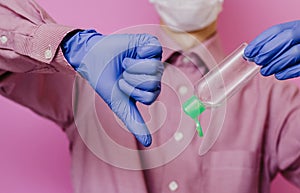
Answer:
(183, 43, 260, 136)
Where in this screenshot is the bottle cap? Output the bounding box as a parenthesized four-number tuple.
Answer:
(182, 95, 206, 137)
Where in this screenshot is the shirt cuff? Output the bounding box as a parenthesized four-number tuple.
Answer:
(9, 23, 79, 74)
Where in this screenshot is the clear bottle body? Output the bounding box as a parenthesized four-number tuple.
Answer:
(195, 43, 259, 108)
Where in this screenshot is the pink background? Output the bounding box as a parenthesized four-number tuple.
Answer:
(0, 0, 300, 192)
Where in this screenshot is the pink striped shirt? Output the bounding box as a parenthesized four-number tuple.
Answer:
(0, 1, 300, 193)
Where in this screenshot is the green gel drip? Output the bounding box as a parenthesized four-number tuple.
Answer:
(195, 119, 203, 137)
(183, 95, 206, 137)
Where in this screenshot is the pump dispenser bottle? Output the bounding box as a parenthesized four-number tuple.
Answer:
(183, 43, 260, 136)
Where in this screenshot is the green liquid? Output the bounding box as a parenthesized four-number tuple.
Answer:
(183, 95, 206, 137)
(195, 119, 203, 137)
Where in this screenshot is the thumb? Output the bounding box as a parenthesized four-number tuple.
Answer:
(114, 98, 152, 147)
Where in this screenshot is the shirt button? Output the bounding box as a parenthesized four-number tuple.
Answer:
(182, 56, 190, 64)
(44, 49, 52, 60)
(174, 131, 183, 142)
(178, 85, 188, 96)
(168, 181, 179, 192)
(1, 35, 8, 44)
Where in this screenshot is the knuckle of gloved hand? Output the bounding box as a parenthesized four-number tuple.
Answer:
(149, 60, 163, 74)
(140, 73, 149, 80)
(143, 60, 163, 74)
(137, 33, 155, 44)
(291, 44, 300, 57)
(143, 61, 158, 74)
(260, 67, 269, 76)
(122, 58, 133, 69)
(140, 60, 162, 74)
(144, 36, 162, 52)
(146, 80, 160, 90)
(285, 30, 296, 40)
(274, 73, 286, 80)
(254, 56, 265, 66)
(270, 25, 284, 34)
(147, 34, 160, 44)
(141, 92, 157, 105)
(139, 79, 159, 91)
(158, 61, 164, 73)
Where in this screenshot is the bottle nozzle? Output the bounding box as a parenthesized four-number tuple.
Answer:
(183, 95, 206, 137)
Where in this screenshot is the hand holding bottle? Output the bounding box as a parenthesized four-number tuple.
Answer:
(244, 20, 300, 80)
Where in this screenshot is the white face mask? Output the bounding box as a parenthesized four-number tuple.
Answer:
(150, 0, 224, 32)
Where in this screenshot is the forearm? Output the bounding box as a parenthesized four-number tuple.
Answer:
(0, 0, 78, 74)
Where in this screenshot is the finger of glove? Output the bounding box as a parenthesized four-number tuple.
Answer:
(122, 58, 164, 75)
(123, 71, 161, 92)
(260, 44, 300, 76)
(113, 98, 152, 147)
(118, 79, 160, 105)
(251, 29, 298, 65)
(274, 63, 300, 80)
(135, 34, 163, 59)
(244, 21, 299, 59)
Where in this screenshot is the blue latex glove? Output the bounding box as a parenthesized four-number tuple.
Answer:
(244, 20, 300, 80)
(61, 30, 163, 147)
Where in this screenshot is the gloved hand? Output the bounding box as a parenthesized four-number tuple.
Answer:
(61, 30, 163, 147)
(244, 20, 300, 80)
